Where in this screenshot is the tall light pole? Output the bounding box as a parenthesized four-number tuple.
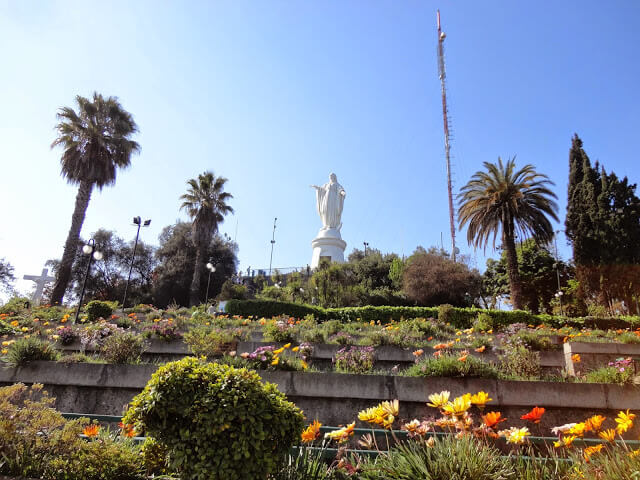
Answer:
(205, 259, 216, 305)
(74, 239, 103, 324)
(363, 241, 369, 257)
(553, 230, 564, 316)
(269, 217, 277, 276)
(121, 216, 151, 310)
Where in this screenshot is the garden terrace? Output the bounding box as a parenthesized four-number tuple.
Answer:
(1, 361, 639, 436)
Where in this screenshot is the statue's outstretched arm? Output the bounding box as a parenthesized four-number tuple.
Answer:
(310, 185, 321, 190)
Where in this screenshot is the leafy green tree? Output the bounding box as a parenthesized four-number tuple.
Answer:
(46, 229, 156, 305)
(481, 239, 571, 314)
(152, 222, 238, 308)
(0, 258, 15, 294)
(180, 171, 234, 306)
(49, 93, 139, 305)
(565, 134, 640, 313)
(458, 158, 559, 310)
(388, 257, 405, 290)
(402, 248, 482, 307)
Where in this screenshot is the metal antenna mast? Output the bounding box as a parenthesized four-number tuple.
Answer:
(437, 10, 457, 262)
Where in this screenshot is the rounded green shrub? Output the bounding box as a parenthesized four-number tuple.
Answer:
(100, 332, 147, 364)
(123, 357, 304, 480)
(85, 300, 114, 322)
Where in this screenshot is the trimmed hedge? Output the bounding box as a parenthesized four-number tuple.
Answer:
(224, 299, 322, 319)
(223, 299, 640, 329)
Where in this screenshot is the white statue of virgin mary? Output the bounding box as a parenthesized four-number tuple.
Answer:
(311, 173, 346, 231)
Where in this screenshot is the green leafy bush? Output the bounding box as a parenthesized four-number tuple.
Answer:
(0, 383, 144, 480)
(515, 331, 558, 351)
(360, 435, 514, 480)
(85, 300, 114, 322)
(184, 326, 239, 359)
(405, 353, 499, 379)
(583, 365, 635, 385)
(473, 312, 493, 331)
(123, 357, 304, 480)
(264, 319, 299, 343)
(498, 345, 541, 380)
(100, 332, 147, 364)
(5, 337, 60, 366)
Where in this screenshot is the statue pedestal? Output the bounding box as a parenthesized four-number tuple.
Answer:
(311, 228, 346, 269)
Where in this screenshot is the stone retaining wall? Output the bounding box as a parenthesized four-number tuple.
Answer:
(1, 361, 638, 431)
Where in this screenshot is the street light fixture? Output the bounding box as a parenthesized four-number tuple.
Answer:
(205, 260, 216, 305)
(121, 216, 151, 310)
(74, 238, 102, 324)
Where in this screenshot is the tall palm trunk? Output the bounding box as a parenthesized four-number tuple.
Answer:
(50, 180, 93, 305)
(189, 244, 204, 306)
(503, 229, 523, 310)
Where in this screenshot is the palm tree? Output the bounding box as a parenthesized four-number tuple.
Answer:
(49, 93, 140, 305)
(458, 157, 558, 310)
(180, 171, 234, 306)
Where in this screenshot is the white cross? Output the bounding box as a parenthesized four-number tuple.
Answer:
(23, 268, 55, 305)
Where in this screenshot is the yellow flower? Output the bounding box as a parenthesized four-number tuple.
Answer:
(10, 320, 19, 327)
(1, 349, 7, 355)
(629, 449, 640, 458)
(292, 346, 300, 352)
(615, 410, 636, 435)
(381, 399, 399, 417)
(1, 341, 10, 346)
(273, 347, 285, 355)
(21, 327, 29, 332)
(470, 391, 492, 408)
(283, 343, 291, 349)
(500, 427, 530, 444)
(568, 422, 587, 437)
(427, 391, 450, 409)
(301, 360, 308, 370)
(583, 444, 604, 462)
(271, 357, 280, 366)
(442, 395, 471, 417)
(358, 406, 383, 423)
(598, 429, 616, 442)
(324, 422, 355, 443)
(554, 435, 577, 448)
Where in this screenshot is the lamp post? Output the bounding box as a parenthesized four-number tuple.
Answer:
(74, 239, 103, 324)
(121, 216, 151, 310)
(363, 242, 369, 256)
(205, 260, 216, 305)
(269, 217, 277, 277)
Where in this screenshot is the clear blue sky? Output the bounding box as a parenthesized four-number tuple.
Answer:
(1, 0, 639, 297)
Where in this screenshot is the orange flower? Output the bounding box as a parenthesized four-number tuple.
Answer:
(571, 354, 581, 363)
(482, 411, 507, 429)
(412, 349, 424, 357)
(301, 420, 322, 443)
(118, 421, 136, 438)
(83, 424, 100, 438)
(474, 345, 486, 353)
(521, 407, 545, 424)
(457, 353, 468, 362)
(584, 415, 606, 432)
